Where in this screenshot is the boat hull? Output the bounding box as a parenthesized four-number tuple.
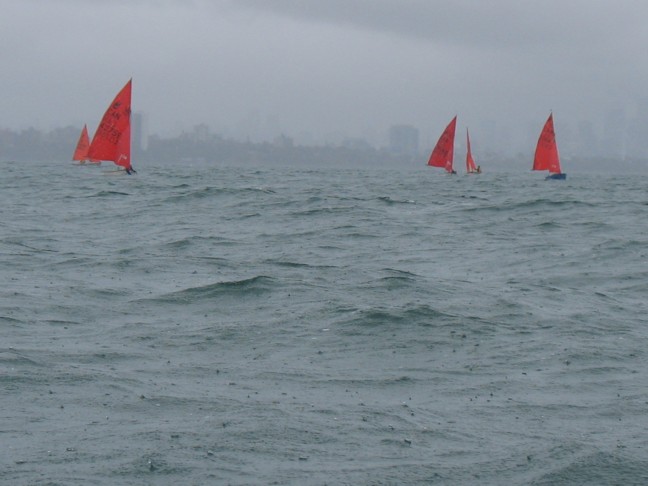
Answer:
(545, 173, 566, 180)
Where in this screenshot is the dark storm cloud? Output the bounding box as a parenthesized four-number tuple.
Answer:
(230, 0, 645, 50)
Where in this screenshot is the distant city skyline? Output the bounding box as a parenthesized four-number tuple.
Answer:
(3, 118, 647, 175)
(3, 97, 648, 162)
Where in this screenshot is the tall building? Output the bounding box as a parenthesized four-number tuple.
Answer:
(628, 98, 648, 158)
(602, 107, 625, 158)
(133, 112, 148, 155)
(389, 124, 419, 155)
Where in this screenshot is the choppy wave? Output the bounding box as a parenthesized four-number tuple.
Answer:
(378, 195, 416, 205)
(88, 189, 131, 197)
(336, 303, 456, 332)
(531, 451, 648, 485)
(149, 275, 275, 304)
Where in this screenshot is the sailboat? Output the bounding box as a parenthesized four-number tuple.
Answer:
(465, 128, 481, 174)
(72, 124, 99, 165)
(533, 113, 565, 180)
(427, 116, 457, 174)
(88, 79, 136, 174)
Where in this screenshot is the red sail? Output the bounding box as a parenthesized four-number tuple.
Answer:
(72, 124, 91, 161)
(533, 113, 562, 173)
(466, 128, 477, 173)
(427, 116, 457, 173)
(88, 79, 132, 168)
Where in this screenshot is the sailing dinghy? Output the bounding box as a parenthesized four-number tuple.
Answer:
(427, 116, 457, 174)
(88, 79, 136, 174)
(533, 113, 565, 180)
(465, 128, 481, 174)
(72, 124, 99, 165)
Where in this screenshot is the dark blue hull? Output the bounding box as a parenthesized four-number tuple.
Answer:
(545, 173, 566, 180)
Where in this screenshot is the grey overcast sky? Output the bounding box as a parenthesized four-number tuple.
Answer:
(1, 0, 647, 152)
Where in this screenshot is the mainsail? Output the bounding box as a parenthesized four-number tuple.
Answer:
(533, 113, 562, 174)
(88, 79, 132, 169)
(72, 124, 91, 162)
(427, 116, 457, 173)
(466, 128, 477, 173)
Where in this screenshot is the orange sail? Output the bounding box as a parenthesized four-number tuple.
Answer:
(88, 79, 132, 169)
(466, 128, 478, 173)
(427, 116, 457, 173)
(72, 124, 91, 162)
(533, 113, 562, 174)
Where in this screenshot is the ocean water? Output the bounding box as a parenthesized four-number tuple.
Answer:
(1, 159, 647, 485)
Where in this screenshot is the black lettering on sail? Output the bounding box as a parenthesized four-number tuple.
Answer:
(108, 127, 121, 145)
(95, 123, 121, 146)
